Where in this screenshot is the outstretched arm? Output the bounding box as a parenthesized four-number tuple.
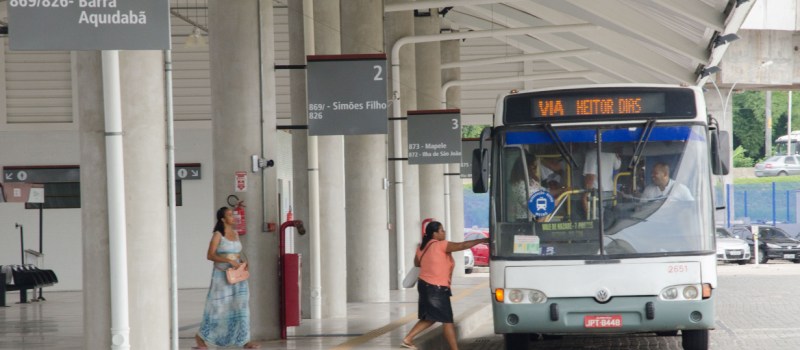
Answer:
(446, 238, 489, 253)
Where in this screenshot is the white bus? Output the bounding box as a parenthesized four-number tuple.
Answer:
(471, 84, 729, 350)
(775, 130, 800, 155)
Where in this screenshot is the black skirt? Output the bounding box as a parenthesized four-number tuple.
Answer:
(417, 279, 454, 323)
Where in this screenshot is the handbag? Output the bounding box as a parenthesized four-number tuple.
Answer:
(402, 242, 434, 288)
(225, 252, 250, 284)
(226, 262, 249, 284)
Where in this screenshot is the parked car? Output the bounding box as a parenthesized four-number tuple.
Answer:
(754, 155, 800, 177)
(715, 226, 750, 265)
(731, 225, 800, 264)
(464, 229, 489, 266)
(464, 248, 475, 274)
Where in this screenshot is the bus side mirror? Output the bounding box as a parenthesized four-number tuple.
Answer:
(710, 130, 730, 175)
(472, 148, 488, 193)
(472, 127, 492, 193)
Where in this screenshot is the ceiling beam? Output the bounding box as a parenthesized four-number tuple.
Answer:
(550, 0, 707, 63)
(458, 5, 680, 83)
(476, 3, 694, 83)
(441, 49, 594, 69)
(658, 0, 725, 32)
(385, 0, 522, 13)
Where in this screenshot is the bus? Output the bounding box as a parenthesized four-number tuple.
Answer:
(775, 130, 800, 155)
(471, 84, 729, 350)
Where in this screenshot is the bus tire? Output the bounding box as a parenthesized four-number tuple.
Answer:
(504, 333, 529, 349)
(681, 329, 709, 350)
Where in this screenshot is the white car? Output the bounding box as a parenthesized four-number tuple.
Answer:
(716, 227, 750, 265)
(464, 249, 475, 274)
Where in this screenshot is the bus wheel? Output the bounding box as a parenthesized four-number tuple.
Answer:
(681, 329, 709, 350)
(504, 333, 530, 349)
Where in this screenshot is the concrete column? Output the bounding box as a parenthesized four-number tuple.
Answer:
(288, 0, 311, 319)
(442, 39, 465, 276)
(119, 51, 170, 349)
(415, 13, 446, 222)
(386, 7, 420, 289)
(209, 0, 280, 339)
(78, 51, 111, 350)
(341, 0, 390, 302)
(314, 0, 348, 316)
(78, 50, 170, 349)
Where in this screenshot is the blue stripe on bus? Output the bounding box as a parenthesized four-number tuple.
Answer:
(506, 126, 704, 145)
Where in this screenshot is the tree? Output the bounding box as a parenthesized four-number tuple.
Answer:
(462, 125, 488, 138)
(732, 91, 798, 159)
(732, 91, 765, 159)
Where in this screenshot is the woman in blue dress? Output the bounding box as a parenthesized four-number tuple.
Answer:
(194, 207, 259, 349)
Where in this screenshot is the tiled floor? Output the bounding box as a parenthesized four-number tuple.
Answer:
(0, 274, 491, 349)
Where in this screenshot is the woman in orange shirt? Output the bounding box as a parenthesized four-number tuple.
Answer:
(401, 221, 489, 350)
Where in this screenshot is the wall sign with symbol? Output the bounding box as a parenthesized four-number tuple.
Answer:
(175, 163, 201, 180)
(235, 171, 248, 192)
(527, 190, 555, 218)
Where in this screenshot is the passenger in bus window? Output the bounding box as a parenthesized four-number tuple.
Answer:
(582, 147, 621, 213)
(509, 155, 542, 221)
(540, 157, 569, 198)
(639, 162, 693, 202)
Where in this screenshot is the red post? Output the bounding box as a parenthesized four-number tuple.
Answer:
(279, 220, 305, 340)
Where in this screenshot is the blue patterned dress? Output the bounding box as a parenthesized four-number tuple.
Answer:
(198, 235, 251, 347)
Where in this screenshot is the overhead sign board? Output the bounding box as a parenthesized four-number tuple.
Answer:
(3, 166, 79, 183)
(306, 54, 388, 135)
(407, 110, 462, 165)
(8, 0, 171, 50)
(175, 163, 201, 180)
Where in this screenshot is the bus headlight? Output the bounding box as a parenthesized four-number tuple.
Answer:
(660, 285, 702, 300)
(683, 286, 699, 300)
(661, 287, 678, 300)
(508, 289, 524, 303)
(496, 288, 548, 304)
(529, 290, 547, 304)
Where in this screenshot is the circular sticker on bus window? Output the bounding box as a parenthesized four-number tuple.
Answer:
(528, 190, 555, 218)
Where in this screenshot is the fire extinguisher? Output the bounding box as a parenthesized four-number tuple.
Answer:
(227, 195, 247, 235)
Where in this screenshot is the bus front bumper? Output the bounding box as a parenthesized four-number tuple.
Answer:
(493, 296, 714, 334)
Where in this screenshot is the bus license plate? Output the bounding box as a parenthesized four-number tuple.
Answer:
(784, 254, 796, 259)
(584, 315, 622, 328)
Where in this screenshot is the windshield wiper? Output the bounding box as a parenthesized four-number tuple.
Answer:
(543, 123, 580, 171)
(627, 119, 656, 170)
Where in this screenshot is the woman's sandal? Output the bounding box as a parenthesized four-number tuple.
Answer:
(400, 341, 418, 349)
(243, 343, 261, 349)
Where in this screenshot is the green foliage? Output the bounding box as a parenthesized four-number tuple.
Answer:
(732, 145, 754, 167)
(734, 174, 800, 185)
(462, 125, 489, 138)
(732, 91, 799, 158)
(732, 91, 765, 158)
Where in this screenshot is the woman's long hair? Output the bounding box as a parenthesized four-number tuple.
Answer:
(213, 206, 230, 234)
(421, 221, 442, 250)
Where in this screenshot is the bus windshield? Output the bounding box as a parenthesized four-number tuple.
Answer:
(492, 123, 713, 260)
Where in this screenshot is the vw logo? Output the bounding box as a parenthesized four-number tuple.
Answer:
(595, 288, 611, 302)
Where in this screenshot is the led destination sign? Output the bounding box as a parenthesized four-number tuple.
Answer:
(503, 87, 696, 125)
(533, 93, 665, 118)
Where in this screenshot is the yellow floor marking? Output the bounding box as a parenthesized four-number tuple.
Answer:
(331, 280, 490, 350)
